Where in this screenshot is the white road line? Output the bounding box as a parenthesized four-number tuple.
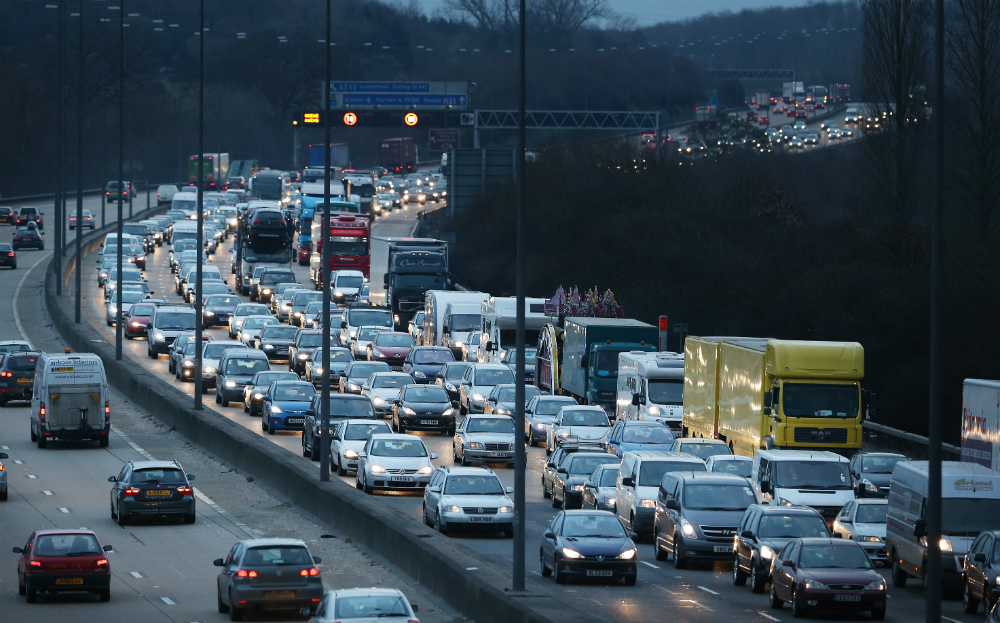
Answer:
(26, 475, 37, 479)
(942, 618, 963, 623)
(465, 567, 478, 571)
(58, 507, 71, 513)
(13, 460, 23, 464)
(41, 491, 53, 496)
(159, 596, 175, 605)
(640, 561, 659, 569)
(129, 571, 144, 579)
(758, 613, 781, 622)
(697, 586, 719, 595)
(1, 446, 7, 449)
(12, 250, 54, 347)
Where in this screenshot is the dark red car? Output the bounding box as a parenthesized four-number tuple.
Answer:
(298, 245, 311, 265)
(367, 331, 414, 368)
(14, 529, 113, 603)
(768, 537, 887, 620)
(124, 302, 156, 339)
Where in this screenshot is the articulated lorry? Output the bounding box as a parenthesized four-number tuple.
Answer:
(369, 238, 449, 329)
(683, 337, 869, 456)
(188, 153, 230, 190)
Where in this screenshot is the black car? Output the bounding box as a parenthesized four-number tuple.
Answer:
(0, 351, 39, 405)
(733, 504, 831, 593)
(254, 268, 297, 304)
(391, 384, 456, 434)
(243, 370, 299, 415)
(288, 329, 325, 375)
(542, 446, 606, 499)
(202, 294, 240, 327)
(434, 361, 473, 404)
(0, 207, 14, 224)
(16, 206, 43, 229)
(403, 346, 454, 384)
(0, 243, 15, 269)
(108, 459, 196, 525)
(540, 510, 638, 585)
(247, 208, 290, 247)
(849, 452, 907, 498)
(963, 530, 1000, 614)
(12, 227, 43, 250)
(255, 324, 299, 360)
(301, 393, 378, 458)
(551, 453, 620, 510)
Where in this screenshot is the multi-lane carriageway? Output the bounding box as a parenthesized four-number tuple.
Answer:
(0, 196, 985, 623)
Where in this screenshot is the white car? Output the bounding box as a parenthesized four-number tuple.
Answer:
(237, 315, 279, 345)
(832, 498, 888, 563)
(105, 290, 148, 326)
(308, 588, 421, 623)
(156, 184, 179, 205)
(422, 466, 514, 536)
(349, 326, 384, 360)
(360, 372, 414, 417)
(228, 303, 270, 338)
(330, 419, 392, 476)
(668, 438, 733, 461)
(458, 363, 515, 414)
(461, 331, 481, 362)
(704, 454, 753, 477)
(355, 433, 437, 494)
(545, 405, 611, 454)
(331, 270, 365, 305)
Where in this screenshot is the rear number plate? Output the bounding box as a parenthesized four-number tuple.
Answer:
(586, 570, 613, 577)
(17, 378, 31, 383)
(487, 452, 507, 458)
(470, 516, 492, 523)
(834, 595, 861, 601)
(286, 418, 304, 424)
(713, 546, 730, 553)
(56, 578, 84, 585)
(420, 420, 437, 425)
(264, 590, 295, 598)
(147, 490, 170, 496)
(390, 476, 414, 482)
(390, 366, 404, 371)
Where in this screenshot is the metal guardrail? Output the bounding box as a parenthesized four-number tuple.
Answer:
(0, 188, 104, 207)
(862, 420, 961, 460)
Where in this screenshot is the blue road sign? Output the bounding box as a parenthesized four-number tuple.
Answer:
(341, 94, 467, 107)
(331, 82, 432, 93)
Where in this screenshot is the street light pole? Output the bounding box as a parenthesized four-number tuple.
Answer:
(115, 0, 124, 359)
(512, 0, 526, 593)
(53, 0, 63, 296)
(319, 0, 332, 482)
(194, 0, 204, 407)
(74, 0, 83, 324)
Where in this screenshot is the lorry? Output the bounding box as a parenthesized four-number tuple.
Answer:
(694, 106, 715, 128)
(368, 237, 449, 329)
(537, 317, 657, 418)
(422, 290, 490, 354)
(479, 296, 549, 364)
(380, 137, 416, 173)
(308, 143, 350, 170)
(961, 379, 1000, 470)
(616, 351, 685, 432)
(188, 153, 230, 190)
(309, 210, 372, 284)
(682, 337, 869, 457)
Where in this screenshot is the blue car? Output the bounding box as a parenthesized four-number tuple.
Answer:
(604, 420, 675, 459)
(403, 346, 455, 384)
(262, 381, 317, 434)
(540, 510, 638, 585)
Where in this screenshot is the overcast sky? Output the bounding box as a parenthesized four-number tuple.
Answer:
(414, 0, 815, 25)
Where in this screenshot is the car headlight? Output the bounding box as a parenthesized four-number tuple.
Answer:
(640, 499, 656, 509)
(204, 311, 215, 316)
(372, 396, 386, 405)
(618, 548, 637, 560)
(263, 344, 275, 350)
(253, 392, 263, 399)
(348, 383, 360, 391)
(760, 545, 776, 559)
(294, 312, 303, 317)
(313, 367, 324, 374)
(495, 407, 509, 415)
(343, 449, 359, 459)
(863, 479, 879, 493)
(468, 442, 484, 450)
(418, 465, 433, 474)
(536, 422, 549, 429)
(561, 548, 583, 559)
(471, 392, 484, 402)
(183, 360, 194, 368)
(203, 367, 216, 375)
(334, 291, 343, 297)
(499, 505, 512, 513)
(864, 579, 886, 591)
(370, 464, 386, 474)
(858, 536, 882, 543)
(298, 353, 310, 360)
(109, 305, 118, 314)
(453, 341, 464, 348)
(100, 272, 108, 278)
(349, 330, 357, 338)
(558, 429, 570, 437)
(154, 332, 164, 341)
(282, 304, 291, 309)
(271, 405, 283, 413)
(940, 537, 953, 551)
(130, 322, 143, 328)
(647, 406, 661, 415)
(443, 408, 454, 416)
(679, 518, 697, 538)
(446, 505, 461, 513)
(413, 370, 426, 378)
(602, 495, 616, 507)
(804, 579, 829, 590)
(445, 382, 457, 391)
(570, 484, 585, 491)
(262, 288, 271, 294)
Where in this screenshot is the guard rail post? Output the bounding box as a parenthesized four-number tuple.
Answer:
(101, 191, 106, 228)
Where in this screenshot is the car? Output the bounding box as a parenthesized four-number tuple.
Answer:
(360, 371, 413, 417)
(498, 347, 537, 384)
(123, 302, 157, 339)
(254, 324, 299, 360)
(524, 395, 578, 446)
(304, 393, 379, 457)
(391, 383, 456, 434)
(304, 346, 354, 387)
(349, 325, 384, 360)
(461, 331, 482, 362)
(167, 332, 212, 374)
(288, 291, 324, 327)
(653, 472, 763, 568)
(339, 306, 393, 348)
(849, 452, 907, 498)
(355, 433, 437, 494)
(828, 128, 843, 139)
(358, 282, 371, 305)
(288, 329, 325, 374)
(367, 331, 414, 369)
(733, 503, 832, 593)
(300, 301, 326, 329)
(615, 450, 707, 538)
(105, 180, 131, 203)
(668, 438, 733, 461)
(202, 294, 240, 328)
(146, 306, 197, 358)
(603, 420, 675, 458)
(108, 459, 196, 525)
(407, 311, 424, 343)
(546, 405, 611, 454)
(768, 538, 886, 619)
(402, 346, 454, 384)
(254, 267, 297, 304)
(483, 383, 542, 416)
(68, 210, 95, 229)
(434, 361, 472, 404)
(156, 184, 179, 204)
(324, 419, 393, 471)
(214, 538, 323, 620)
(963, 529, 1000, 614)
(0, 351, 38, 406)
(459, 363, 515, 415)
(215, 349, 271, 407)
(551, 452, 621, 510)
(452, 414, 517, 467)
(0, 451, 7, 500)
(0, 242, 18, 269)
(331, 270, 365, 304)
(270, 284, 304, 320)
(803, 133, 819, 145)
(582, 463, 620, 512)
(0, 340, 31, 354)
(423, 466, 514, 536)
(12, 227, 43, 250)
(194, 340, 247, 389)
(306, 587, 420, 623)
(539, 510, 638, 585)
(542, 447, 605, 499)
(15, 529, 113, 602)
(237, 315, 279, 346)
(339, 360, 391, 394)
(16, 206, 43, 228)
(789, 136, 804, 149)
(833, 499, 888, 564)
(261, 381, 317, 434)
(705, 454, 753, 476)
(0, 207, 14, 224)
(842, 125, 854, 137)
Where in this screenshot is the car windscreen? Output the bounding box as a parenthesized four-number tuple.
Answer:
(318, 349, 354, 363)
(444, 364, 471, 379)
(356, 327, 383, 341)
(132, 468, 186, 484)
(298, 333, 324, 348)
(862, 455, 906, 474)
(561, 514, 627, 538)
(292, 292, 323, 306)
(757, 514, 830, 538)
(243, 546, 313, 566)
(345, 422, 392, 440)
(638, 461, 706, 487)
(855, 504, 887, 524)
(335, 275, 364, 289)
(348, 309, 392, 327)
(475, 368, 515, 385)
(622, 426, 675, 444)
(568, 454, 619, 475)
(559, 409, 609, 427)
(403, 387, 450, 403)
(154, 312, 196, 330)
(203, 343, 244, 358)
(504, 348, 537, 364)
(129, 305, 154, 317)
(535, 399, 576, 416)
(370, 438, 427, 457)
(349, 363, 390, 379)
(466, 418, 516, 434)
(684, 484, 756, 511)
(260, 326, 299, 340)
(598, 467, 621, 487)
(274, 384, 316, 401)
(4, 355, 37, 372)
(118, 292, 145, 304)
(711, 459, 753, 477)
(679, 442, 732, 460)
(414, 349, 454, 364)
(235, 304, 269, 316)
(206, 296, 240, 307)
(372, 375, 410, 388)
(374, 334, 414, 348)
(329, 398, 377, 419)
(0, 343, 30, 354)
(648, 379, 684, 405)
(225, 358, 270, 375)
(773, 461, 852, 490)
(253, 372, 298, 386)
(798, 545, 872, 569)
(444, 475, 504, 495)
(33, 534, 102, 557)
(260, 272, 296, 285)
(243, 317, 277, 330)
(334, 595, 410, 619)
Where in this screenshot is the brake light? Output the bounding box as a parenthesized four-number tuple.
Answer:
(247, 570, 258, 578)
(95, 558, 109, 569)
(105, 400, 111, 421)
(0, 371, 10, 378)
(300, 567, 320, 576)
(253, 219, 260, 224)
(29, 560, 42, 570)
(124, 487, 139, 497)
(177, 485, 192, 495)
(39, 402, 45, 422)
(236, 569, 249, 578)
(0, 464, 4, 471)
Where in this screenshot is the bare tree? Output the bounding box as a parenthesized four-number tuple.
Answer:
(443, 0, 518, 35)
(858, 0, 932, 221)
(443, 0, 608, 40)
(946, 0, 1000, 237)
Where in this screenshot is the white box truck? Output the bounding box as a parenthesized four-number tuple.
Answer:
(422, 290, 489, 351)
(478, 296, 547, 364)
(961, 379, 1000, 471)
(30, 353, 110, 448)
(616, 351, 685, 432)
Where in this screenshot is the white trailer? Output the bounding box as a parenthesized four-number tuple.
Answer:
(422, 290, 489, 348)
(616, 351, 685, 431)
(962, 379, 1000, 471)
(478, 296, 547, 363)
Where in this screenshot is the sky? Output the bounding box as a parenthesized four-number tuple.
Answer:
(412, 0, 816, 26)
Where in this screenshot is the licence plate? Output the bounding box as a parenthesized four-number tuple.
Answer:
(264, 590, 295, 598)
(146, 490, 171, 496)
(470, 516, 493, 523)
(56, 578, 84, 585)
(487, 452, 507, 458)
(586, 570, 613, 577)
(390, 476, 414, 482)
(390, 366, 404, 371)
(420, 420, 437, 425)
(834, 595, 861, 602)
(17, 378, 31, 383)
(713, 545, 731, 553)
(276, 349, 288, 355)
(286, 418, 304, 424)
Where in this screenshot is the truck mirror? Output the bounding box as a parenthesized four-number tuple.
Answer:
(383, 274, 389, 286)
(485, 341, 494, 351)
(763, 407, 772, 416)
(442, 326, 449, 334)
(581, 354, 588, 368)
(913, 519, 927, 538)
(760, 480, 771, 494)
(763, 393, 772, 408)
(631, 393, 641, 406)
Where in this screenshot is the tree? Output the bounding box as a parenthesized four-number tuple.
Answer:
(857, 0, 932, 221)
(946, 0, 1000, 238)
(443, 0, 610, 42)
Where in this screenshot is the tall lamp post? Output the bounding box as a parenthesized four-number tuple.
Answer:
(47, 2, 64, 296)
(114, 1, 125, 360)
(194, 0, 205, 407)
(319, 0, 333, 482)
(512, 0, 527, 592)
(74, 0, 83, 324)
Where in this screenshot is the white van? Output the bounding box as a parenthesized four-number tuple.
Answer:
(102, 233, 142, 248)
(617, 351, 684, 431)
(30, 353, 110, 448)
(886, 461, 1000, 589)
(615, 450, 707, 537)
(752, 449, 855, 523)
(478, 296, 547, 364)
(422, 290, 489, 350)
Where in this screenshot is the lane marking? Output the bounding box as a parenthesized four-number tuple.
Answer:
(12, 250, 55, 347)
(465, 567, 478, 571)
(26, 474, 37, 479)
(640, 561, 659, 569)
(942, 618, 963, 623)
(758, 613, 781, 622)
(41, 491, 54, 496)
(1, 446, 7, 449)
(697, 586, 718, 595)
(58, 507, 72, 513)
(159, 596, 176, 605)
(129, 571, 147, 579)
(13, 460, 23, 464)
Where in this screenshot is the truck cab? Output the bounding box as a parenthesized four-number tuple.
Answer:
(617, 351, 685, 433)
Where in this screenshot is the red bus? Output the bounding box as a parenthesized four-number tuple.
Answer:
(310, 213, 371, 286)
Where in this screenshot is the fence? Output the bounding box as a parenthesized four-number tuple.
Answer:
(862, 420, 961, 460)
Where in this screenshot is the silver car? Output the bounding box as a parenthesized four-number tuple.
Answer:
(581, 463, 620, 512)
(349, 326, 384, 360)
(452, 415, 517, 466)
(360, 372, 413, 417)
(329, 419, 393, 476)
(422, 466, 514, 536)
(238, 315, 279, 345)
(214, 538, 323, 619)
(355, 433, 436, 494)
(105, 290, 148, 326)
(228, 303, 270, 338)
(546, 405, 611, 454)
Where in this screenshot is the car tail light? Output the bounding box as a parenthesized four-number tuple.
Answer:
(236, 569, 249, 578)
(39, 402, 45, 422)
(247, 570, 258, 578)
(95, 558, 109, 569)
(0, 464, 4, 471)
(0, 371, 10, 378)
(28, 560, 42, 571)
(177, 485, 192, 495)
(253, 219, 260, 225)
(124, 487, 139, 497)
(300, 567, 320, 576)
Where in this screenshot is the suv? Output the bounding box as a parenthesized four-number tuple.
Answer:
(653, 472, 762, 568)
(247, 208, 290, 246)
(615, 450, 706, 538)
(255, 268, 297, 305)
(146, 305, 197, 358)
(105, 180, 132, 202)
(423, 466, 514, 536)
(215, 350, 271, 407)
(732, 503, 831, 593)
(16, 206, 43, 228)
(108, 460, 196, 525)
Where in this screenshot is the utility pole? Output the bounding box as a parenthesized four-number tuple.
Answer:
(115, 0, 124, 360)
(319, 0, 333, 482)
(194, 0, 204, 407)
(512, 0, 526, 593)
(54, 0, 63, 296)
(74, 0, 83, 324)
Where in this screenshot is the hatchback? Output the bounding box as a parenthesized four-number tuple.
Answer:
(108, 460, 196, 525)
(0, 207, 14, 224)
(306, 587, 419, 623)
(243, 371, 299, 415)
(214, 538, 323, 620)
(540, 510, 638, 585)
(355, 433, 437, 493)
(0, 351, 38, 406)
(326, 419, 393, 473)
(69, 210, 95, 229)
(12, 227, 43, 250)
(15, 529, 114, 602)
(262, 381, 317, 434)
(0, 243, 16, 269)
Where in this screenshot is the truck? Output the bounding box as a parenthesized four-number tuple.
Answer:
(308, 143, 350, 169)
(682, 337, 869, 457)
(422, 290, 490, 354)
(961, 379, 1000, 471)
(479, 297, 549, 364)
(380, 137, 416, 173)
(616, 351, 685, 432)
(369, 237, 449, 329)
(694, 106, 715, 128)
(782, 82, 794, 102)
(309, 210, 372, 284)
(188, 153, 230, 190)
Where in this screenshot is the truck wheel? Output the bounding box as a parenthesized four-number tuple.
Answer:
(99, 436, 109, 448)
(891, 557, 907, 588)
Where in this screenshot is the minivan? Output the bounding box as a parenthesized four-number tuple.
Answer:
(752, 449, 855, 523)
(146, 305, 197, 358)
(31, 352, 110, 448)
(615, 450, 706, 537)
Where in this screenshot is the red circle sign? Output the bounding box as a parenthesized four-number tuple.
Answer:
(343, 112, 358, 126)
(404, 112, 419, 126)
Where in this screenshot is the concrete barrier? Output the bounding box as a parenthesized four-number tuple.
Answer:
(44, 221, 601, 623)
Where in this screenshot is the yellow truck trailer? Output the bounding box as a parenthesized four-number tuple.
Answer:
(683, 337, 866, 457)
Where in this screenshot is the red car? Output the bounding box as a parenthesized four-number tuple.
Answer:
(298, 245, 311, 266)
(124, 302, 156, 339)
(15, 529, 113, 603)
(367, 331, 415, 368)
(768, 538, 887, 619)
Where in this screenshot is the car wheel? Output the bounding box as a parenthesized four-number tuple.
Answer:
(148, 347, 156, 359)
(0, 489, 6, 501)
(654, 531, 668, 561)
(229, 591, 243, 621)
(964, 582, 981, 614)
(310, 440, 320, 461)
(542, 479, 551, 498)
(336, 458, 347, 477)
(362, 472, 373, 494)
(769, 582, 784, 609)
(452, 444, 460, 464)
(243, 402, 249, 413)
(460, 403, 467, 416)
(184, 512, 196, 524)
(99, 588, 111, 602)
(552, 491, 562, 509)
(100, 435, 109, 448)
(624, 572, 637, 586)
(267, 421, 275, 435)
(26, 588, 36, 603)
(220, 395, 229, 407)
(870, 605, 886, 620)
(447, 427, 455, 436)
(891, 556, 907, 588)
(553, 557, 566, 584)
(18, 576, 25, 595)
(672, 533, 686, 569)
(791, 587, 807, 618)
(261, 416, 268, 432)
(750, 559, 766, 593)
(302, 436, 311, 457)
(733, 555, 748, 586)
(215, 392, 221, 404)
(398, 421, 406, 434)
(435, 511, 448, 535)
(116, 505, 129, 526)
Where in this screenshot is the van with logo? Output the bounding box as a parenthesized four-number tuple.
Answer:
(751, 449, 854, 523)
(886, 460, 1000, 589)
(30, 353, 110, 448)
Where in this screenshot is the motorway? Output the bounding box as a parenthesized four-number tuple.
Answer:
(31, 195, 985, 623)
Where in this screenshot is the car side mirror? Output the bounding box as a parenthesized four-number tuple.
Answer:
(622, 477, 635, 487)
(383, 274, 389, 286)
(741, 529, 754, 540)
(430, 454, 438, 460)
(631, 393, 641, 406)
(665, 499, 680, 510)
(763, 393, 772, 408)
(557, 467, 568, 474)
(411, 603, 419, 613)
(312, 556, 321, 564)
(12, 547, 23, 554)
(782, 559, 794, 567)
(543, 531, 556, 540)
(341, 321, 347, 328)
(506, 486, 514, 494)
(428, 486, 440, 493)
(187, 474, 195, 480)
(760, 481, 771, 494)
(108, 476, 116, 482)
(103, 545, 113, 552)
(913, 519, 927, 538)
(299, 607, 314, 616)
(149, 291, 155, 295)
(763, 407, 772, 416)
(213, 558, 225, 567)
(976, 553, 987, 563)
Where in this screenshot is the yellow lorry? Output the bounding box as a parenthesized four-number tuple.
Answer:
(683, 337, 867, 457)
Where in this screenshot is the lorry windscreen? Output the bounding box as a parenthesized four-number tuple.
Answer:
(328, 236, 367, 255)
(943, 499, 1000, 535)
(593, 350, 620, 377)
(648, 379, 683, 405)
(395, 274, 446, 291)
(782, 383, 858, 418)
(773, 461, 852, 490)
(450, 314, 480, 331)
(253, 178, 283, 200)
(499, 329, 540, 349)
